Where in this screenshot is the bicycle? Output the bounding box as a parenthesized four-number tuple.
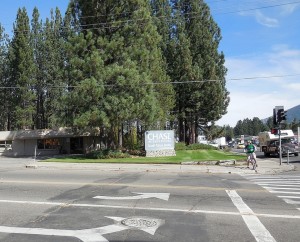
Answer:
(247, 153, 257, 172)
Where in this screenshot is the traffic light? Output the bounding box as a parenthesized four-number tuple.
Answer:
(277, 109, 287, 123)
(273, 108, 277, 125)
(271, 128, 278, 135)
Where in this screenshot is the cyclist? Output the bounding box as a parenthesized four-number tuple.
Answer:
(245, 140, 257, 169)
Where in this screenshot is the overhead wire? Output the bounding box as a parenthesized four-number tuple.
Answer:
(0, 73, 300, 89)
(0, 0, 299, 33)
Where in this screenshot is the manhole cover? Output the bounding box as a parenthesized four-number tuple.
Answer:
(121, 217, 158, 229)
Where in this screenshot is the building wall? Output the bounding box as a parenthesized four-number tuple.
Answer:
(0, 139, 60, 157)
(0, 134, 102, 157)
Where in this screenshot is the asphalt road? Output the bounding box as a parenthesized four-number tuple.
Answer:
(0, 161, 300, 242)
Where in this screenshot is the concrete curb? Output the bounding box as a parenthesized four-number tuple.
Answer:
(24, 158, 295, 175)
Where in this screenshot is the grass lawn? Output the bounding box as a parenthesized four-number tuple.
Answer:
(44, 149, 246, 164)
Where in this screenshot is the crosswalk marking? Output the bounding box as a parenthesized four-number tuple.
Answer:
(263, 187, 300, 190)
(243, 175, 300, 210)
(258, 184, 300, 187)
(278, 195, 300, 199)
(282, 199, 300, 205)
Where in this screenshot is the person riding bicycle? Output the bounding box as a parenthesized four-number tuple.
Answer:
(245, 140, 257, 169)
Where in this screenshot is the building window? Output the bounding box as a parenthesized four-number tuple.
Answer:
(0, 141, 12, 148)
(37, 139, 60, 149)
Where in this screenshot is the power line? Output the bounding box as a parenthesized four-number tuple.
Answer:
(1, 73, 299, 89)
(212, 0, 300, 15)
(229, 73, 300, 80)
(1, 0, 299, 33)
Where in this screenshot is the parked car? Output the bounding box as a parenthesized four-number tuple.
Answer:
(237, 143, 245, 149)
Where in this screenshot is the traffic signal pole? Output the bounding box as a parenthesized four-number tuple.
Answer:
(274, 106, 286, 166)
(279, 124, 282, 165)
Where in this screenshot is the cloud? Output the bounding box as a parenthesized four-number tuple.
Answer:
(217, 46, 300, 127)
(286, 83, 300, 91)
(239, 10, 279, 27)
(254, 10, 279, 27)
(218, 90, 300, 127)
(280, 3, 300, 15)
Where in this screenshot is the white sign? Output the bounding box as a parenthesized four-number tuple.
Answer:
(145, 130, 175, 151)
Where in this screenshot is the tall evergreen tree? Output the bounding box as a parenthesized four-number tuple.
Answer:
(0, 25, 10, 130)
(63, 30, 106, 129)
(42, 8, 66, 128)
(9, 8, 36, 129)
(168, 0, 229, 143)
(69, 0, 174, 147)
(31, 7, 44, 128)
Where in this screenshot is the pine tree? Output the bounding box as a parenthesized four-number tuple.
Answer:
(166, 0, 229, 143)
(9, 8, 36, 129)
(0, 25, 10, 130)
(31, 7, 44, 128)
(63, 30, 106, 129)
(43, 8, 66, 128)
(69, 0, 174, 148)
(183, 0, 229, 124)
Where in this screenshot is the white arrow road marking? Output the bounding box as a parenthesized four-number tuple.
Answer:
(0, 216, 164, 242)
(94, 192, 170, 201)
(0, 225, 110, 242)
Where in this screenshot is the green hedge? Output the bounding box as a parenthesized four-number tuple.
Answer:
(85, 149, 131, 159)
(86, 142, 217, 159)
(175, 142, 218, 151)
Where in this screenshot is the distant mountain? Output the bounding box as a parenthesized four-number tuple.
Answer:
(262, 105, 300, 123)
(286, 105, 300, 122)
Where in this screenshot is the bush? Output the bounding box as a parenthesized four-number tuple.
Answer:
(187, 143, 218, 150)
(127, 149, 146, 157)
(175, 142, 218, 151)
(175, 142, 187, 150)
(85, 149, 131, 159)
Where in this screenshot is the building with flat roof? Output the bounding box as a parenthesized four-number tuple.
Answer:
(0, 128, 101, 157)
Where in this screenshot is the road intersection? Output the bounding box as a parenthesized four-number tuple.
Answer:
(0, 157, 300, 241)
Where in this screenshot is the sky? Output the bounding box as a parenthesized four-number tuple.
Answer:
(0, 0, 300, 127)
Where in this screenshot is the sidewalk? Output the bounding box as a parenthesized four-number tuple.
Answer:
(25, 158, 295, 175)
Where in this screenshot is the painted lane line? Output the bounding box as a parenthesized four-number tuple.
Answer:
(94, 192, 170, 201)
(278, 195, 300, 199)
(258, 184, 300, 187)
(269, 191, 300, 195)
(256, 181, 300, 184)
(253, 180, 300, 183)
(282, 199, 300, 205)
(0, 216, 164, 242)
(243, 175, 300, 178)
(262, 187, 300, 191)
(1, 199, 300, 220)
(226, 190, 276, 242)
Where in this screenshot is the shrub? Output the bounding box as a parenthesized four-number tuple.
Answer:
(128, 149, 146, 156)
(187, 143, 218, 150)
(175, 142, 187, 150)
(85, 149, 130, 159)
